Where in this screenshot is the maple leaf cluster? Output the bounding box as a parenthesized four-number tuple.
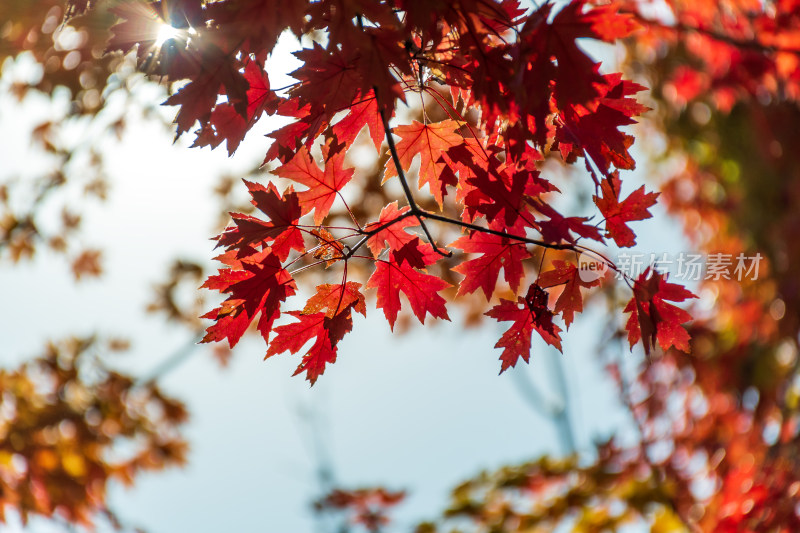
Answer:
(72, 0, 697, 383)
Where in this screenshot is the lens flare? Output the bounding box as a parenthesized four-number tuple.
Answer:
(155, 24, 181, 46)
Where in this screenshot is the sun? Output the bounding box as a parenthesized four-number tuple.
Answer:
(155, 23, 182, 46)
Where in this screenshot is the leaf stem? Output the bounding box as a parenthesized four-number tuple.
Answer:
(337, 193, 362, 231)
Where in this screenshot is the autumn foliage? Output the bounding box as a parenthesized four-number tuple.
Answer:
(55, 0, 695, 385)
(3, 0, 800, 531)
(0, 338, 187, 526)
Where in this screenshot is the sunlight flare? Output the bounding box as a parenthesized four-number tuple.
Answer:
(155, 23, 181, 46)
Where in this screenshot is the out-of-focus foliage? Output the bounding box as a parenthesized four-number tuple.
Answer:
(0, 1, 152, 272)
(623, 0, 800, 528)
(1, 3, 193, 528)
(315, 487, 406, 533)
(0, 336, 187, 527)
(415, 1, 800, 532)
(414, 443, 686, 533)
(0, 1, 116, 104)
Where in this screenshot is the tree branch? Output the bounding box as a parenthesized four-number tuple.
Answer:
(137, 335, 201, 386)
(628, 11, 800, 56)
(376, 97, 452, 257)
(419, 210, 574, 251)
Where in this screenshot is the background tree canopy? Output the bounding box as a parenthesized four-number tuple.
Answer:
(2, 0, 800, 531)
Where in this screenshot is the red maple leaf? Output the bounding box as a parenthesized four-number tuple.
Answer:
(353, 28, 410, 113)
(197, 61, 281, 155)
(290, 44, 364, 128)
(555, 74, 649, 173)
(273, 143, 354, 225)
(391, 237, 440, 269)
(240, 61, 281, 118)
(215, 181, 304, 261)
(508, 1, 643, 148)
(522, 1, 640, 111)
(266, 311, 338, 385)
(464, 163, 533, 229)
(271, 30, 406, 159)
(263, 99, 318, 164)
(450, 232, 529, 299)
(332, 94, 385, 152)
(201, 248, 297, 347)
(267, 283, 366, 384)
(304, 282, 367, 319)
(164, 74, 224, 136)
(531, 200, 604, 245)
(580, 2, 642, 42)
(383, 120, 464, 207)
(538, 260, 601, 328)
(486, 284, 562, 373)
(365, 202, 418, 258)
(624, 269, 696, 356)
(451, 142, 538, 230)
(160, 40, 250, 137)
(366, 253, 450, 330)
(594, 172, 659, 248)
